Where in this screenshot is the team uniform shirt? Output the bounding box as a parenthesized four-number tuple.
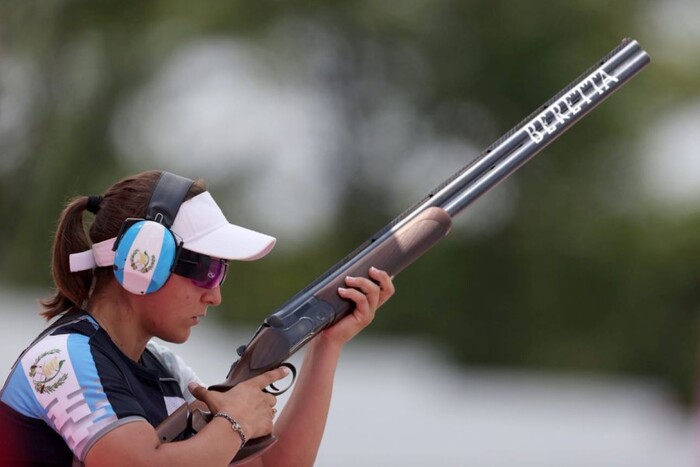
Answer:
(0, 309, 191, 465)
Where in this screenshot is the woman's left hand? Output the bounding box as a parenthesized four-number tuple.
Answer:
(322, 267, 395, 345)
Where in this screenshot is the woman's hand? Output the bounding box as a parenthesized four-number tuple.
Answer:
(188, 367, 287, 440)
(323, 267, 395, 345)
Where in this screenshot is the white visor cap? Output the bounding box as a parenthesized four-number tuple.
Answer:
(171, 191, 276, 260)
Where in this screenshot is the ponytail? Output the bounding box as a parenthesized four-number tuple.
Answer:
(40, 196, 95, 319)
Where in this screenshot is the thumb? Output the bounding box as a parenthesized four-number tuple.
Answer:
(188, 382, 208, 402)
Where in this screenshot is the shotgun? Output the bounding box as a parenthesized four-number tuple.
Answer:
(157, 38, 650, 463)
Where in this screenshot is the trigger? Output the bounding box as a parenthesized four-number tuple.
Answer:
(264, 362, 297, 396)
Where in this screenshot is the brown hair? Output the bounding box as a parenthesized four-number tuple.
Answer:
(40, 171, 206, 320)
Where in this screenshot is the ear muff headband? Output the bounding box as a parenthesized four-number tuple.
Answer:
(112, 172, 194, 295)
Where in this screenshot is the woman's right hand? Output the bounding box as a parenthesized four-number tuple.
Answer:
(188, 367, 288, 440)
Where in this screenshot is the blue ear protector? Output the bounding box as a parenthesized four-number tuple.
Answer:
(112, 172, 194, 295)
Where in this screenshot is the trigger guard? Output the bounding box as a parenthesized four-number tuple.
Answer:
(264, 362, 297, 396)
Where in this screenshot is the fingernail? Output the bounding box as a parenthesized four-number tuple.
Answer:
(281, 367, 290, 376)
(188, 382, 199, 393)
(370, 267, 379, 273)
(338, 287, 348, 294)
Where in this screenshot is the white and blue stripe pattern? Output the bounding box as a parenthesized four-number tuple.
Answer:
(2, 333, 119, 461)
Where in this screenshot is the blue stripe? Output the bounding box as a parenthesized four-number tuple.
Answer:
(113, 221, 145, 285)
(67, 334, 116, 421)
(0, 363, 45, 419)
(84, 314, 99, 329)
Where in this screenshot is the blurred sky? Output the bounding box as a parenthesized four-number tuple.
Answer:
(85, 14, 670, 247)
(638, 0, 700, 209)
(87, 0, 699, 248)
(109, 31, 495, 245)
(1, 1, 698, 243)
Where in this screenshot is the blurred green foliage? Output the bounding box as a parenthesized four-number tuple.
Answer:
(1, 1, 699, 404)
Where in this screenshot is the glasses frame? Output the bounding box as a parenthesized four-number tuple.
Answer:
(172, 248, 229, 289)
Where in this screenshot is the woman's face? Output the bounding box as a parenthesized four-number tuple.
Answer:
(139, 272, 223, 344)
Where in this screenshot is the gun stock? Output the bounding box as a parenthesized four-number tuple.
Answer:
(156, 38, 650, 462)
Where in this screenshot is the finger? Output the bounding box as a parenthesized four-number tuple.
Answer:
(338, 285, 370, 311)
(188, 382, 208, 402)
(338, 286, 376, 322)
(343, 276, 381, 309)
(369, 267, 393, 292)
(369, 267, 395, 305)
(251, 366, 290, 390)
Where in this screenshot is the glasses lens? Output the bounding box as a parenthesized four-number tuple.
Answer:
(173, 249, 228, 289)
(192, 259, 228, 289)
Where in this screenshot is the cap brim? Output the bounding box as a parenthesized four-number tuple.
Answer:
(183, 223, 276, 261)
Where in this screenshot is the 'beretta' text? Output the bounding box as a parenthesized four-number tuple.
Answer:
(524, 69, 619, 144)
